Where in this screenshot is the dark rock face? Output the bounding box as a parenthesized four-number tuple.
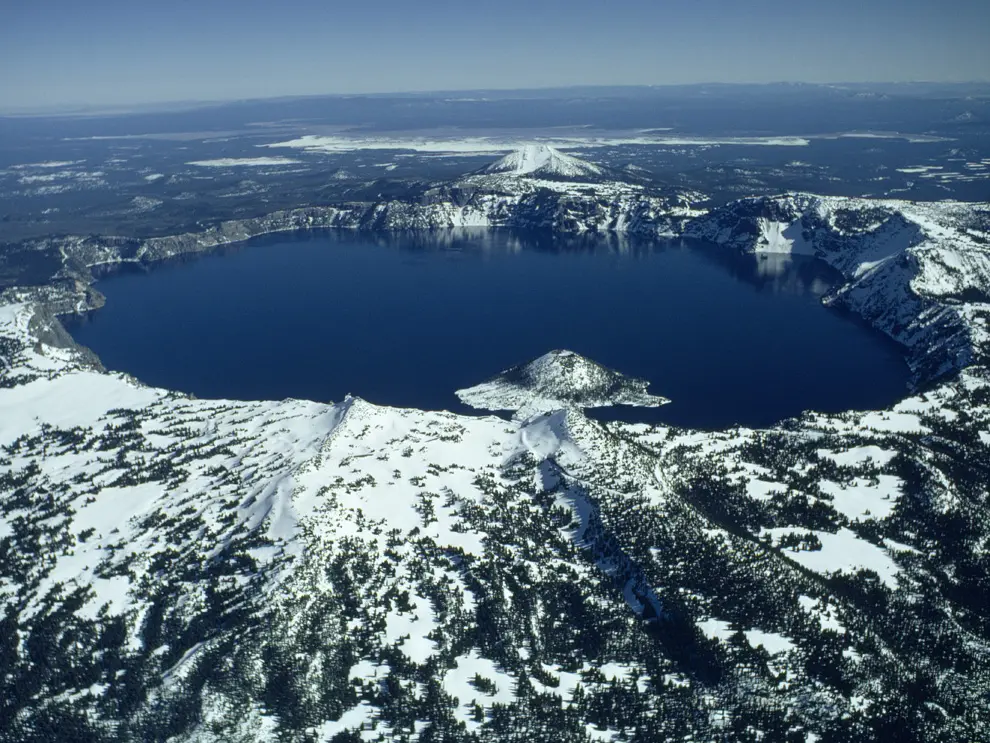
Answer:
(27, 302, 104, 371)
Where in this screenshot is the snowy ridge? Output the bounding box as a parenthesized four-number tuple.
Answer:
(14, 182, 701, 288)
(261, 132, 813, 158)
(0, 310, 684, 740)
(456, 349, 669, 419)
(0, 302, 351, 619)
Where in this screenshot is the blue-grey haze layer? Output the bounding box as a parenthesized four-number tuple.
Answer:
(3, 0, 988, 108)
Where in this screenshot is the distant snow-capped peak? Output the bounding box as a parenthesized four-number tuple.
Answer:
(481, 144, 604, 179)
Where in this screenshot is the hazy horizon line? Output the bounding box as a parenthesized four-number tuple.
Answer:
(2, 79, 988, 118)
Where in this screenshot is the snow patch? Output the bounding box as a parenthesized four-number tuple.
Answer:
(819, 475, 900, 520)
(754, 219, 815, 255)
(765, 527, 901, 587)
(187, 157, 302, 167)
(817, 446, 897, 467)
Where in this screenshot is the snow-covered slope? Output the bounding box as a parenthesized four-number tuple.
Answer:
(480, 144, 604, 179)
(457, 349, 669, 418)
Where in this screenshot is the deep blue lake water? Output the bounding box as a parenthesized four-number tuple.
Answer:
(67, 229, 910, 429)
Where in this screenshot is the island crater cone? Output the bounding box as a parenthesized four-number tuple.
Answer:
(456, 349, 669, 418)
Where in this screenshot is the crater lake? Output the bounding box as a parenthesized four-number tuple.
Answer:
(66, 229, 910, 429)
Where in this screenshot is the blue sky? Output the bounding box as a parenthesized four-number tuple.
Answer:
(3, 0, 988, 109)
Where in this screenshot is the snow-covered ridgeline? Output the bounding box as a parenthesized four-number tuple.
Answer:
(21, 184, 696, 288)
(0, 299, 520, 734)
(0, 302, 348, 595)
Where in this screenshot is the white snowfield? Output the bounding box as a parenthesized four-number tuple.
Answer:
(261, 130, 950, 158)
(10, 160, 85, 169)
(763, 527, 902, 588)
(698, 618, 796, 656)
(187, 157, 302, 167)
(261, 133, 813, 157)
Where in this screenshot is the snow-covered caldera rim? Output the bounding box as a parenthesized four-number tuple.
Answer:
(456, 349, 669, 419)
